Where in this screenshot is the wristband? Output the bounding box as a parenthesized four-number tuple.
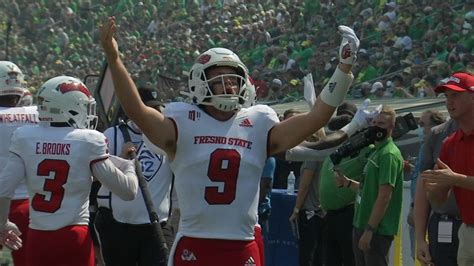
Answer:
(319, 67, 354, 107)
(293, 207, 300, 214)
(340, 119, 359, 137)
(365, 224, 376, 232)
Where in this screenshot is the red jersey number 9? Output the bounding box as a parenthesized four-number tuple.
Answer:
(205, 149, 241, 205)
(31, 159, 70, 213)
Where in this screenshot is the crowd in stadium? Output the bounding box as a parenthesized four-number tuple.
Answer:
(0, 0, 473, 103)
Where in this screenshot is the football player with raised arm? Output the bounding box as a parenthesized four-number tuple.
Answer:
(0, 61, 38, 266)
(0, 76, 139, 266)
(100, 16, 360, 266)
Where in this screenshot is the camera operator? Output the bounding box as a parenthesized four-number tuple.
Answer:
(283, 100, 381, 163)
(334, 106, 404, 266)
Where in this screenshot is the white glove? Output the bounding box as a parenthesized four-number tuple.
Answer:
(0, 221, 22, 250)
(353, 99, 382, 128)
(303, 73, 316, 108)
(338, 25, 360, 65)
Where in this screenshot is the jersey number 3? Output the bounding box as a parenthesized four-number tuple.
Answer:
(32, 159, 70, 213)
(205, 149, 241, 205)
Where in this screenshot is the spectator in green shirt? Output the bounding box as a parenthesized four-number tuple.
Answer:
(335, 106, 404, 266)
(355, 52, 378, 84)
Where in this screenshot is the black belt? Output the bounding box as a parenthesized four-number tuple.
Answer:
(465, 223, 474, 228)
(431, 212, 461, 221)
(326, 204, 354, 216)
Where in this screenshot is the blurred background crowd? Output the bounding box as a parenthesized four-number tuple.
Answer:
(0, 0, 473, 104)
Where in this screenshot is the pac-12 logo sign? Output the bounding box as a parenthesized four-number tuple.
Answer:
(137, 145, 163, 181)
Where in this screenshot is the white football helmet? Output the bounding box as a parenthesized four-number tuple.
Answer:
(37, 76, 97, 129)
(185, 47, 253, 111)
(0, 61, 25, 97)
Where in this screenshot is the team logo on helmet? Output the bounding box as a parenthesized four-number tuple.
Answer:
(58, 82, 91, 97)
(4, 70, 22, 86)
(7, 71, 19, 79)
(6, 64, 17, 72)
(196, 54, 211, 64)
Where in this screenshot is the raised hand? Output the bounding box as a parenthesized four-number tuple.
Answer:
(353, 99, 382, 129)
(338, 25, 360, 65)
(100, 17, 120, 62)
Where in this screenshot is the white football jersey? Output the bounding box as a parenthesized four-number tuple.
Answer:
(97, 122, 173, 224)
(0, 106, 38, 199)
(165, 103, 279, 240)
(7, 125, 108, 230)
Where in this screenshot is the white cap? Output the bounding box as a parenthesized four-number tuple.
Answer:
(272, 78, 282, 87)
(360, 8, 373, 17)
(463, 22, 472, 30)
(370, 81, 384, 93)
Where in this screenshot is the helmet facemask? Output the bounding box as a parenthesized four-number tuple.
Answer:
(65, 98, 98, 129)
(202, 71, 249, 111)
(184, 48, 252, 111)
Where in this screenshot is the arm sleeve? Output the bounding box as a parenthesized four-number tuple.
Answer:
(285, 145, 339, 162)
(91, 155, 138, 201)
(0, 153, 25, 198)
(261, 157, 276, 180)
